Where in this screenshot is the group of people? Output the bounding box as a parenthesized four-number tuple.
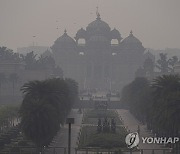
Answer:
(97, 117, 116, 133)
(95, 102, 108, 110)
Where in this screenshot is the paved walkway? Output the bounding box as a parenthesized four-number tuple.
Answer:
(117, 109, 171, 154)
(44, 109, 83, 154)
(44, 109, 171, 154)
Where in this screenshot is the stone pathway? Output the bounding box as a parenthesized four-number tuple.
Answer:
(117, 109, 171, 154)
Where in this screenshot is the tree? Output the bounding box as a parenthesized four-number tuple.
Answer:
(20, 98, 59, 151)
(21, 51, 37, 69)
(20, 78, 69, 120)
(135, 58, 154, 78)
(0, 46, 21, 62)
(21, 51, 58, 71)
(121, 77, 152, 122)
(9, 73, 19, 96)
(156, 53, 169, 74)
(0, 73, 6, 97)
(156, 53, 179, 74)
(20, 78, 78, 153)
(151, 74, 180, 99)
(151, 74, 180, 136)
(65, 78, 78, 108)
(169, 56, 178, 73)
(37, 55, 55, 69)
(143, 57, 154, 76)
(121, 74, 180, 152)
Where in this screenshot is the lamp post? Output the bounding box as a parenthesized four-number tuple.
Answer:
(66, 118, 75, 154)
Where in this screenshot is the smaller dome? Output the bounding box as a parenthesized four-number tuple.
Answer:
(111, 28, 122, 40)
(75, 28, 87, 40)
(122, 31, 142, 44)
(51, 30, 77, 51)
(120, 31, 145, 53)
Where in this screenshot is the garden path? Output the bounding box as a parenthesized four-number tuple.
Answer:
(117, 109, 171, 154)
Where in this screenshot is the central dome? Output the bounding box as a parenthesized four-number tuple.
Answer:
(87, 19, 110, 31)
(86, 14, 111, 38)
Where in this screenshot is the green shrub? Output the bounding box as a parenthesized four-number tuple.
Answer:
(79, 126, 127, 149)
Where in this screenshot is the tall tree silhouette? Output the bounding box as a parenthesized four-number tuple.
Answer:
(20, 78, 78, 152)
(156, 53, 170, 74)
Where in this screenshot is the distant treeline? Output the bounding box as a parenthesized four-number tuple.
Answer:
(0, 46, 63, 75)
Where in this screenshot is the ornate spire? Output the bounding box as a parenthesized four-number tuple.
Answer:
(63, 29, 67, 36)
(96, 6, 101, 20)
(64, 29, 67, 34)
(129, 30, 133, 36)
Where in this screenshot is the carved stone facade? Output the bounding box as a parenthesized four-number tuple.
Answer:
(51, 14, 146, 90)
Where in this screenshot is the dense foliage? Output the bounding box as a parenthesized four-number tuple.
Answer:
(0, 46, 63, 75)
(121, 75, 180, 151)
(156, 53, 178, 74)
(135, 53, 179, 79)
(19, 78, 78, 151)
(0, 47, 21, 62)
(121, 77, 153, 122)
(20, 51, 55, 70)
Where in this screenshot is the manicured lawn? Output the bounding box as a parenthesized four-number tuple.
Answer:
(79, 109, 127, 150)
(79, 126, 127, 149)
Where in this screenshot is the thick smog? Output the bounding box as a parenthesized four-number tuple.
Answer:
(0, 1, 179, 154)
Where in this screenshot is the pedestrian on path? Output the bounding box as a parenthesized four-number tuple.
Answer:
(137, 125, 140, 135)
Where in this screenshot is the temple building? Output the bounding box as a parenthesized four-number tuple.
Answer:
(51, 12, 148, 90)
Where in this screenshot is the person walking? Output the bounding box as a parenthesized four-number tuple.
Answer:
(137, 125, 140, 135)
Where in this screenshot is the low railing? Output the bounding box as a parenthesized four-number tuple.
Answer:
(0, 147, 175, 154)
(75, 148, 173, 154)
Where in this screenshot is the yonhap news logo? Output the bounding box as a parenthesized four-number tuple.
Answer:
(125, 132, 140, 148)
(125, 132, 179, 149)
(142, 137, 179, 144)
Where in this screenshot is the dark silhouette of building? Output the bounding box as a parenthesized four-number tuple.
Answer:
(51, 12, 147, 90)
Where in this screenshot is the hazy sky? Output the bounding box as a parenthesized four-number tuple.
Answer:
(0, 0, 180, 51)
